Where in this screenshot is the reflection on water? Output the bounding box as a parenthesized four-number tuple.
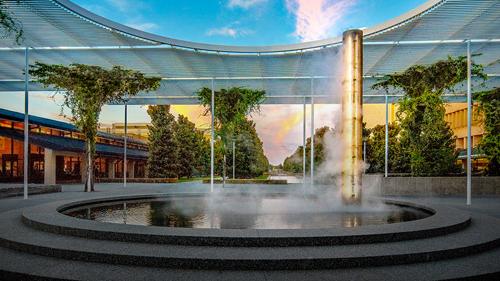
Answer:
(64, 196, 430, 229)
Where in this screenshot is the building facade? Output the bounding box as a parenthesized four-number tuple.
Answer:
(444, 103, 488, 171)
(0, 109, 148, 184)
(101, 123, 149, 141)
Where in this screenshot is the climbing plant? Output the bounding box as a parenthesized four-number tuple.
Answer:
(372, 56, 487, 176)
(30, 62, 161, 191)
(0, 0, 24, 44)
(475, 88, 500, 175)
(197, 87, 266, 181)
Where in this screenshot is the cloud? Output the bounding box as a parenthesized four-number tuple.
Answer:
(107, 0, 136, 12)
(227, 0, 267, 9)
(286, 0, 356, 42)
(206, 26, 253, 37)
(125, 22, 159, 32)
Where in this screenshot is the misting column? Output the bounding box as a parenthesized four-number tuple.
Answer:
(341, 29, 363, 204)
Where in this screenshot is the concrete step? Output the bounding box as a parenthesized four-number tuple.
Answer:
(1, 209, 500, 270)
(0, 240, 499, 281)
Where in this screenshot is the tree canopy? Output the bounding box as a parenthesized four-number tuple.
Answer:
(283, 126, 334, 174)
(198, 87, 267, 180)
(147, 105, 180, 179)
(370, 56, 486, 176)
(475, 88, 500, 175)
(224, 120, 269, 178)
(30, 62, 160, 191)
(372, 55, 486, 97)
(0, 1, 24, 44)
(198, 87, 265, 141)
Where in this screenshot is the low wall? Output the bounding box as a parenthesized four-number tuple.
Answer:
(202, 179, 287, 185)
(96, 178, 177, 184)
(364, 175, 500, 196)
(0, 184, 62, 198)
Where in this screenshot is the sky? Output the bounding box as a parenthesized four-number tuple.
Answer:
(3, 0, 427, 165)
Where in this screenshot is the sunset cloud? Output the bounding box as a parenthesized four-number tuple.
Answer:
(286, 0, 356, 42)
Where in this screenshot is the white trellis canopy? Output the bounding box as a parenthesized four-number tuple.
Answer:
(0, 0, 498, 104)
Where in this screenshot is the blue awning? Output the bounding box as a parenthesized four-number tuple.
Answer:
(0, 108, 147, 146)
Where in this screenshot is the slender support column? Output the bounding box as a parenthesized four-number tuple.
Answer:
(363, 140, 367, 173)
(23, 47, 29, 199)
(108, 159, 116, 179)
(341, 29, 363, 204)
(466, 40, 472, 206)
(123, 103, 127, 188)
(210, 79, 215, 192)
(385, 94, 389, 178)
(302, 97, 306, 186)
(232, 139, 235, 179)
(43, 148, 56, 185)
(310, 78, 315, 188)
(127, 160, 135, 179)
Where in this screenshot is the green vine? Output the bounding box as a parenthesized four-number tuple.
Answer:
(475, 88, 500, 175)
(372, 56, 487, 176)
(0, 0, 24, 45)
(30, 62, 161, 191)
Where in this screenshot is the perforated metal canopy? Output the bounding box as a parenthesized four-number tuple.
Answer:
(0, 0, 499, 104)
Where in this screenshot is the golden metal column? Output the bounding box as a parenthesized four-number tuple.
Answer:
(341, 29, 363, 204)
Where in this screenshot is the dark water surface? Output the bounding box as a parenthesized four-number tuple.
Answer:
(63, 196, 431, 229)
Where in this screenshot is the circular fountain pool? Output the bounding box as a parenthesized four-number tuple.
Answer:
(62, 195, 431, 229)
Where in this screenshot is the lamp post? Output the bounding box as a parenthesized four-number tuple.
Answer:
(232, 138, 236, 179)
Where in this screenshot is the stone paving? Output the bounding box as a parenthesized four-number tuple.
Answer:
(0, 182, 499, 280)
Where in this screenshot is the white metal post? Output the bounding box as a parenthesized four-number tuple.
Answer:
(232, 139, 235, 179)
(466, 40, 472, 206)
(302, 97, 306, 186)
(384, 94, 389, 178)
(310, 78, 315, 187)
(363, 140, 367, 173)
(210, 79, 215, 192)
(23, 47, 29, 199)
(123, 103, 128, 188)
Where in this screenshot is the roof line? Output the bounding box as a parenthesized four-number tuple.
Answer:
(52, 0, 444, 53)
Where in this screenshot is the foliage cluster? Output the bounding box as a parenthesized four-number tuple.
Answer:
(475, 88, 500, 175)
(31, 62, 160, 191)
(0, 1, 24, 44)
(147, 105, 210, 179)
(283, 126, 334, 173)
(283, 56, 488, 176)
(215, 119, 269, 178)
(368, 56, 485, 176)
(198, 87, 268, 179)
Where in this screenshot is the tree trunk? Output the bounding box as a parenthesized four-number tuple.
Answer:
(85, 140, 94, 192)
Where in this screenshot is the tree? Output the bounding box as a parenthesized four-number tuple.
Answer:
(282, 126, 335, 173)
(192, 129, 210, 176)
(197, 87, 266, 182)
(0, 1, 24, 44)
(175, 115, 198, 178)
(372, 56, 486, 176)
(30, 63, 160, 191)
(365, 123, 407, 173)
(228, 120, 269, 178)
(475, 88, 500, 175)
(147, 105, 179, 178)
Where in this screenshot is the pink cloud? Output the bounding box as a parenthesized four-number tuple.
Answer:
(286, 0, 356, 42)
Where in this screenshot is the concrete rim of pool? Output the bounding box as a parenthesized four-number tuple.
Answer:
(20, 193, 471, 247)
